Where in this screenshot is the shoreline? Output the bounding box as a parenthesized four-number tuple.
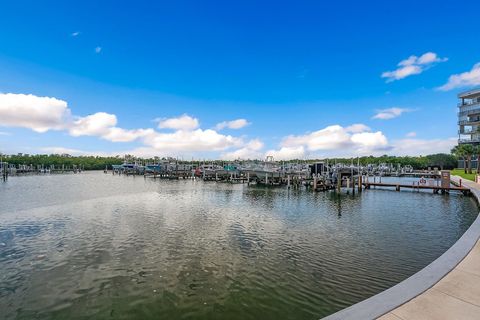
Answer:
(323, 175, 480, 319)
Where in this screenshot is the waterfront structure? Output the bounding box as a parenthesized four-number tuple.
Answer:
(457, 88, 480, 169)
(458, 87, 480, 145)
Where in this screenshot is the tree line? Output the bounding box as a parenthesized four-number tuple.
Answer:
(308, 153, 457, 170)
(0, 154, 124, 170)
(0, 153, 459, 170)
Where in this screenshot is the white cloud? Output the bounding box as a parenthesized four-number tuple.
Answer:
(438, 62, 480, 91)
(95, 46, 102, 53)
(0, 93, 249, 156)
(71, 31, 80, 37)
(265, 133, 454, 159)
(277, 124, 389, 157)
(345, 123, 371, 133)
(382, 52, 447, 82)
(406, 131, 417, 137)
(70, 112, 117, 137)
(69, 112, 153, 142)
(282, 126, 351, 151)
(157, 114, 199, 131)
(1, 92, 455, 159)
(265, 146, 306, 160)
(382, 65, 422, 82)
(416, 52, 443, 65)
(0, 93, 71, 132)
(215, 119, 250, 130)
(142, 128, 241, 153)
(0, 131, 11, 136)
(221, 139, 264, 160)
(390, 138, 457, 156)
(372, 107, 411, 120)
(351, 131, 388, 150)
(102, 127, 154, 142)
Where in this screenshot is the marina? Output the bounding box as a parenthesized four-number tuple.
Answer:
(3, 157, 468, 196)
(103, 158, 470, 196)
(0, 171, 477, 319)
(0, 162, 83, 181)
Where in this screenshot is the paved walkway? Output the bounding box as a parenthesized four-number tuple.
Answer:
(378, 176, 480, 320)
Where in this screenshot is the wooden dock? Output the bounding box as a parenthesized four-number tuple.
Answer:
(363, 182, 470, 195)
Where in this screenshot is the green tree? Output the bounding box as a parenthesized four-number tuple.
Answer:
(425, 153, 457, 170)
(451, 145, 467, 173)
(462, 144, 474, 174)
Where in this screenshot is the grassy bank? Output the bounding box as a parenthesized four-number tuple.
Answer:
(451, 169, 477, 181)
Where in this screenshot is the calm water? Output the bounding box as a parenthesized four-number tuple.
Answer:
(0, 172, 477, 319)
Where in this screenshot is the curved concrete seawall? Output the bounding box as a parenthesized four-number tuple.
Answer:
(322, 176, 480, 320)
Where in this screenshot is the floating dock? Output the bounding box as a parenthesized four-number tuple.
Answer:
(363, 182, 470, 195)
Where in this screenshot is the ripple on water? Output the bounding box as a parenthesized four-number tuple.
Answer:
(0, 172, 477, 320)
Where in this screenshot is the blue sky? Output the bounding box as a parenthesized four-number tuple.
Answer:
(1, 0, 480, 159)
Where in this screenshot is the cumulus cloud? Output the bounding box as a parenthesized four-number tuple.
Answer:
(102, 127, 154, 142)
(281, 125, 387, 152)
(157, 114, 199, 131)
(372, 107, 412, 120)
(274, 124, 389, 158)
(351, 131, 388, 150)
(0, 93, 71, 132)
(345, 124, 371, 133)
(221, 139, 264, 160)
(70, 112, 117, 137)
(265, 146, 306, 160)
(0, 93, 248, 156)
(381, 52, 447, 82)
(1, 92, 456, 160)
(390, 137, 457, 156)
(69, 112, 153, 142)
(143, 128, 241, 153)
(215, 119, 250, 130)
(437, 62, 480, 91)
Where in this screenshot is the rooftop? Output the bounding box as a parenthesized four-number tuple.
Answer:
(458, 88, 480, 99)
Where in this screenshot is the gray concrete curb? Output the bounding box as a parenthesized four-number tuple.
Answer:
(322, 176, 480, 320)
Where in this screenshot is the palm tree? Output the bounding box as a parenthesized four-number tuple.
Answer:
(464, 144, 475, 174)
(452, 145, 467, 173)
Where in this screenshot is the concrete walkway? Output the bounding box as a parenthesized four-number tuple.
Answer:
(378, 176, 480, 320)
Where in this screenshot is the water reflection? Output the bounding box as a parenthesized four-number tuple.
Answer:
(0, 172, 477, 320)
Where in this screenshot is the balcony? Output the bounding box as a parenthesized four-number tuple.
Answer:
(458, 109, 480, 117)
(459, 129, 477, 134)
(459, 119, 480, 125)
(459, 137, 480, 143)
(458, 100, 480, 108)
